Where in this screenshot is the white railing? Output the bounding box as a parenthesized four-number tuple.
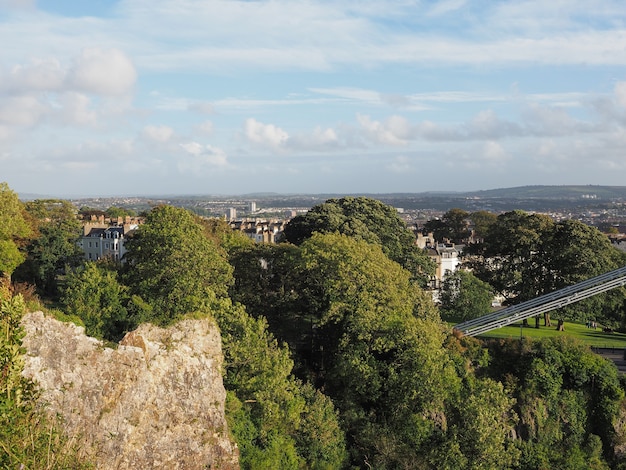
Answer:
(454, 266, 626, 337)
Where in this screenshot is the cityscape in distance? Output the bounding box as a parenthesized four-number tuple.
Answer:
(41, 184, 626, 234)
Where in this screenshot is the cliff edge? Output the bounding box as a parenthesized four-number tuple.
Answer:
(21, 311, 239, 469)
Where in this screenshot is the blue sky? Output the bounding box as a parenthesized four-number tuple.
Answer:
(2, 0, 626, 196)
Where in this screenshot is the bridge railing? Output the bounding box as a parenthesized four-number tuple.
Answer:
(454, 266, 626, 337)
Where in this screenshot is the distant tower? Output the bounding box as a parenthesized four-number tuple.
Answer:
(226, 207, 237, 221)
(249, 201, 257, 212)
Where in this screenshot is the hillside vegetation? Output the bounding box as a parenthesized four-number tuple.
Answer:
(3, 182, 626, 469)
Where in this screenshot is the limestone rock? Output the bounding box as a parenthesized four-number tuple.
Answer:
(21, 311, 239, 470)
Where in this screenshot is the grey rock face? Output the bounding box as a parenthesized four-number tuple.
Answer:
(21, 312, 239, 470)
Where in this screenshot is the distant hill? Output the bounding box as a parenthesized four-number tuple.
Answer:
(463, 185, 626, 200)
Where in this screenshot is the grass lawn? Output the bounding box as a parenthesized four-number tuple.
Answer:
(471, 321, 626, 349)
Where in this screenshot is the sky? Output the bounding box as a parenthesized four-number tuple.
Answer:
(2, 0, 626, 197)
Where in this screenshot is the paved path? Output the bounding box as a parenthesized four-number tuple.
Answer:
(593, 348, 626, 374)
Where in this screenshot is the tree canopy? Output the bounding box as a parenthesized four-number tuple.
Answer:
(465, 211, 624, 303)
(439, 269, 493, 321)
(0, 183, 30, 277)
(14, 199, 84, 295)
(283, 196, 434, 285)
(122, 205, 233, 324)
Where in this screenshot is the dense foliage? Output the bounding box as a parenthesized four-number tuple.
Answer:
(485, 336, 623, 469)
(439, 269, 493, 321)
(3, 182, 626, 469)
(283, 196, 435, 285)
(122, 205, 233, 324)
(14, 199, 84, 296)
(0, 183, 31, 277)
(464, 210, 626, 326)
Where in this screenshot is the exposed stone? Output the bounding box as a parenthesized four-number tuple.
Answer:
(21, 311, 239, 470)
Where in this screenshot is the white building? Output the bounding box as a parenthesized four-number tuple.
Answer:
(79, 224, 137, 262)
(426, 242, 462, 290)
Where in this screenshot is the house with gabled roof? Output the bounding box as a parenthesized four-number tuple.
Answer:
(79, 223, 138, 262)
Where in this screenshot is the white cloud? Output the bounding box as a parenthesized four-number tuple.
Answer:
(188, 102, 215, 114)
(309, 87, 382, 104)
(357, 114, 411, 145)
(69, 48, 137, 95)
(311, 126, 338, 145)
(427, 0, 467, 17)
(142, 125, 174, 143)
(195, 121, 214, 135)
(0, 58, 65, 94)
(522, 103, 595, 136)
(56, 92, 97, 126)
(467, 110, 522, 139)
(0, 95, 47, 127)
(244, 118, 289, 149)
(387, 155, 413, 173)
(481, 141, 510, 163)
(179, 142, 228, 172)
(289, 126, 340, 152)
(0, 0, 34, 8)
(615, 81, 626, 109)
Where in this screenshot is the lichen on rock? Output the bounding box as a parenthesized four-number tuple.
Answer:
(21, 311, 239, 470)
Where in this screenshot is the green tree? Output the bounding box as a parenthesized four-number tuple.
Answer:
(0, 182, 31, 278)
(424, 208, 471, 243)
(283, 196, 434, 285)
(439, 270, 493, 321)
(122, 205, 233, 324)
(464, 210, 554, 304)
(60, 261, 133, 341)
(299, 232, 459, 468)
(468, 210, 497, 239)
(453, 378, 519, 470)
(16, 199, 84, 295)
(485, 337, 623, 468)
(465, 211, 626, 326)
(216, 300, 347, 470)
(228, 242, 317, 373)
(105, 206, 135, 219)
(197, 216, 254, 252)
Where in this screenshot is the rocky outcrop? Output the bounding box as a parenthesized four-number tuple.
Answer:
(21, 311, 239, 469)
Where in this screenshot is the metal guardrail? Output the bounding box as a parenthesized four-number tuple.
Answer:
(454, 266, 626, 337)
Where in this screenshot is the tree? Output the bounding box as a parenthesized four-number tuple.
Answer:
(439, 270, 493, 321)
(485, 337, 623, 469)
(229, 243, 315, 371)
(283, 196, 434, 285)
(468, 210, 497, 240)
(60, 261, 133, 341)
(464, 210, 626, 326)
(0, 183, 30, 278)
(464, 210, 554, 304)
(197, 216, 254, 252)
(15, 199, 84, 295)
(453, 378, 519, 470)
(122, 205, 233, 324)
(424, 208, 471, 244)
(105, 206, 135, 219)
(298, 232, 459, 467)
(216, 300, 347, 470)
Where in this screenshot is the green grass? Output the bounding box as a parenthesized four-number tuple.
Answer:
(473, 321, 626, 349)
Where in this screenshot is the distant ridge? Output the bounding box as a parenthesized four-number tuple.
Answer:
(463, 185, 626, 200)
(18, 185, 626, 204)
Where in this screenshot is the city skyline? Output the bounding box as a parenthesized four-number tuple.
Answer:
(2, 1, 626, 197)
